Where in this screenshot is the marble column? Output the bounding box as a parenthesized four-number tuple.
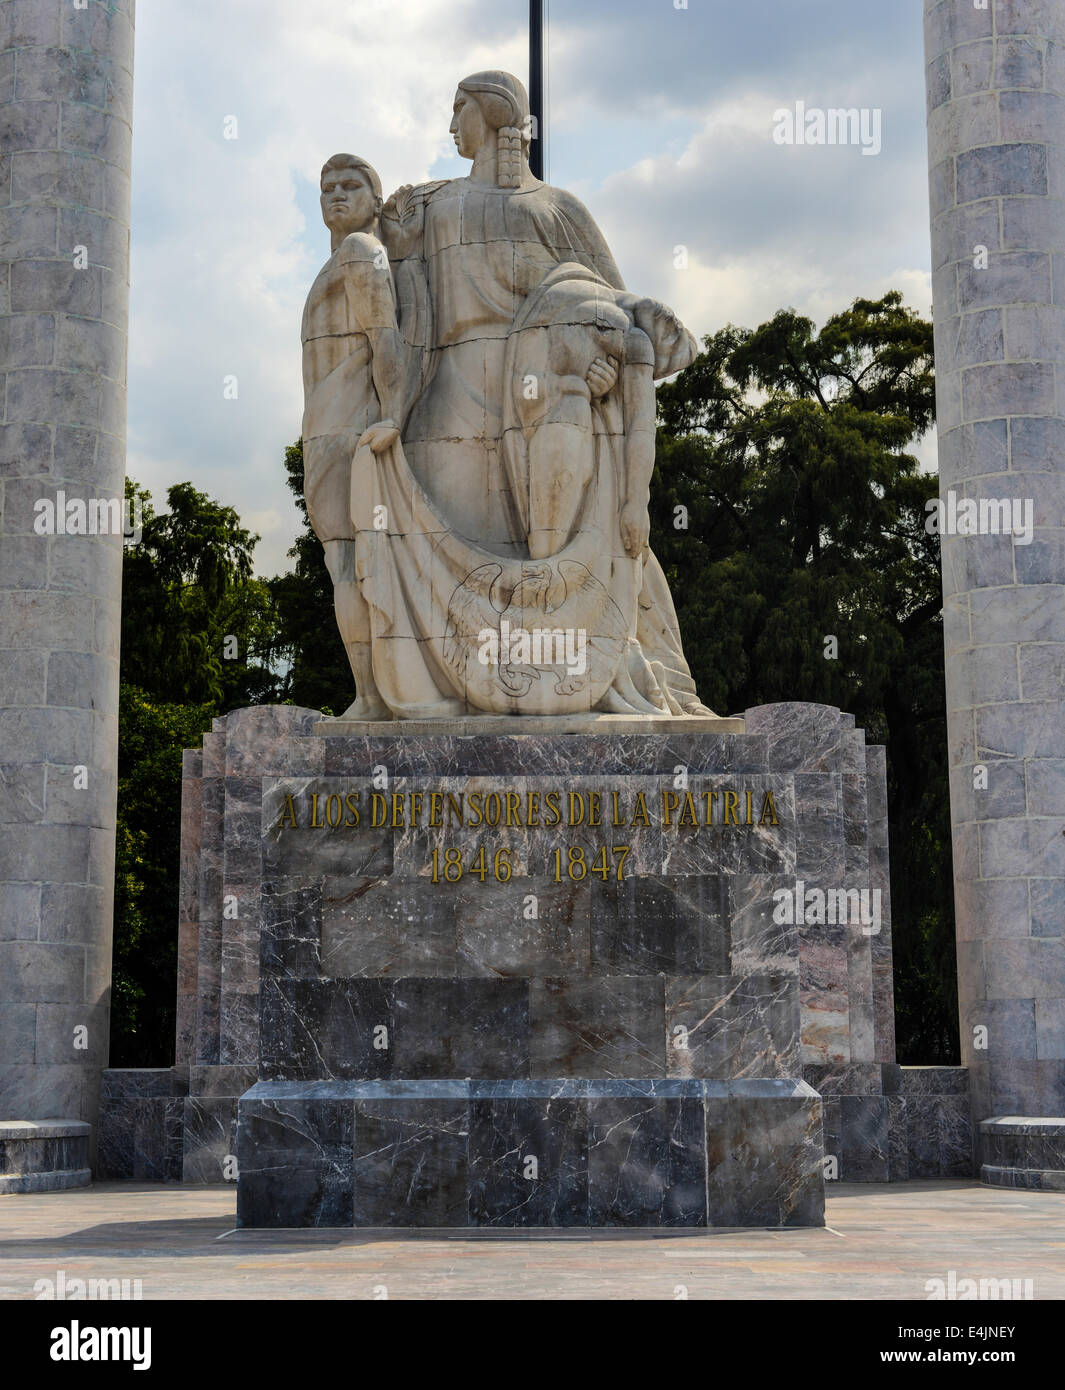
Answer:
(924, 0, 1065, 1128)
(0, 0, 134, 1150)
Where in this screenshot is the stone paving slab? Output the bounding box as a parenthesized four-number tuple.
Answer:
(0, 1180, 1062, 1299)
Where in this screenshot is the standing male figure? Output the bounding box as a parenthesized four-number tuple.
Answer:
(301, 154, 404, 718)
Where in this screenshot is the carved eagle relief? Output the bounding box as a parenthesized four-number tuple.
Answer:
(443, 559, 628, 712)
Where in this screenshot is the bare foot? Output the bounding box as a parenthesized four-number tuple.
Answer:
(335, 696, 390, 722)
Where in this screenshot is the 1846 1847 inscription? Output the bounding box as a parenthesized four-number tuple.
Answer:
(275, 784, 780, 883)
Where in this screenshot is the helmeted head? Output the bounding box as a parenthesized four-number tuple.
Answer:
(319, 153, 383, 238)
(451, 70, 531, 188)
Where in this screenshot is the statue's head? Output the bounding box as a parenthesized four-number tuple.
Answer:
(451, 70, 531, 188)
(319, 154, 383, 238)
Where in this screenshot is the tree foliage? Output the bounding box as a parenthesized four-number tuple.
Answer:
(265, 441, 350, 715)
(114, 481, 282, 1062)
(653, 293, 957, 1062)
(120, 480, 279, 708)
(111, 686, 214, 1066)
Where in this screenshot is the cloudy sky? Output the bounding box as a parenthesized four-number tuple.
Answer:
(127, 0, 932, 575)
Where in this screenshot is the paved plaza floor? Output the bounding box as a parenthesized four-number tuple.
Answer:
(0, 1179, 1062, 1300)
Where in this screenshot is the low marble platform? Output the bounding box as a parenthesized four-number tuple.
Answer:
(314, 713, 746, 737)
(0, 1119, 90, 1193)
(236, 1079, 824, 1229)
(980, 1117, 1065, 1191)
(806, 1063, 973, 1181)
(97, 1069, 186, 1182)
(97, 1065, 253, 1184)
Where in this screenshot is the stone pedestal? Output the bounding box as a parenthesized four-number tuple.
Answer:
(94, 701, 973, 1199)
(220, 700, 903, 1228)
(0, 1118, 90, 1192)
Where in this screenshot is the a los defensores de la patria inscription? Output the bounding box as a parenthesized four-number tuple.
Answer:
(276, 785, 781, 882)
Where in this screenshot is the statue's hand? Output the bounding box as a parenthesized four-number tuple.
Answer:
(586, 355, 618, 398)
(619, 498, 650, 559)
(357, 420, 400, 455)
(381, 186, 424, 259)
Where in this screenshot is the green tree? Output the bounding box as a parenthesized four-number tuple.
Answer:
(114, 480, 283, 1063)
(653, 292, 957, 1062)
(111, 686, 214, 1066)
(121, 480, 281, 708)
(266, 439, 351, 714)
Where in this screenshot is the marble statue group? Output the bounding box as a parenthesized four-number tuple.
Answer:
(301, 69, 712, 720)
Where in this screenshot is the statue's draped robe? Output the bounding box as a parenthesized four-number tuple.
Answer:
(350, 176, 707, 717)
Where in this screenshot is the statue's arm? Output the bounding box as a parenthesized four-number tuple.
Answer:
(365, 324, 406, 425)
(337, 237, 407, 440)
(614, 302, 695, 557)
(612, 324, 661, 560)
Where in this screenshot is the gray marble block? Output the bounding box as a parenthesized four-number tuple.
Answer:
(237, 1079, 824, 1229)
(96, 1068, 186, 1181)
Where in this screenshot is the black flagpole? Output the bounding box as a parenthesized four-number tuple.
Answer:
(529, 0, 544, 179)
